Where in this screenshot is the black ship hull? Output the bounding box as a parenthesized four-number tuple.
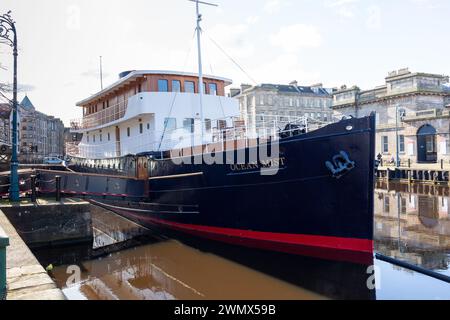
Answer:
(45, 116, 376, 264)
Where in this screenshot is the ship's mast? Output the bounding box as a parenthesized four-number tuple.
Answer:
(190, 0, 217, 145)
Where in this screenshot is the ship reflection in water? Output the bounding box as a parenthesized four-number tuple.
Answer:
(33, 182, 450, 300)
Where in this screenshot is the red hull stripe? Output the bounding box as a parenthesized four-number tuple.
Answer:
(93, 201, 374, 254)
(158, 218, 373, 253)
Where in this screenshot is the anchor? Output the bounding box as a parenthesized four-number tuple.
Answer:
(325, 151, 355, 179)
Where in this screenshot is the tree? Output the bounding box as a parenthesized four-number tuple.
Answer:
(0, 63, 12, 104)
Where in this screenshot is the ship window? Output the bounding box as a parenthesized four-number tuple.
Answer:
(183, 118, 195, 133)
(164, 118, 177, 131)
(127, 127, 131, 137)
(138, 84, 142, 93)
(185, 81, 195, 93)
(172, 80, 181, 92)
(147, 123, 150, 130)
(209, 83, 217, 96)
(139, 123, 143, 134)
(158, 79, 169, 92)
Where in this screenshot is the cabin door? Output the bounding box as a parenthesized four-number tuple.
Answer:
(136, 156, 149, 180)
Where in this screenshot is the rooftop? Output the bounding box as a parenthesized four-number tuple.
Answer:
(76, 70, 234, 106)
(232, 83, 332, 97)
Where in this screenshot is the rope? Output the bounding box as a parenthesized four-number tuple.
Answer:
(203, 30, 259, 86)
(157, 29, 197, 152)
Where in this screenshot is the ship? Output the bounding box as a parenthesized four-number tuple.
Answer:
(60, 1, 376, 264)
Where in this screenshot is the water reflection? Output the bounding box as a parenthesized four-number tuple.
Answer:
(32, 182, 450, 300)
(374, 181, 450, 275)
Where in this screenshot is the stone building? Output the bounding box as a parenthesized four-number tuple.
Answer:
(63, 127, 82, 157)
(332, 69, 450, 165)
(0, 103, 11, 145)
(18, 96, 65, 163)
(230, 82, 334, 136)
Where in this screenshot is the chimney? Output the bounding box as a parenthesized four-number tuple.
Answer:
(229, 88, 241, 97)
(240, 84, 252, 92)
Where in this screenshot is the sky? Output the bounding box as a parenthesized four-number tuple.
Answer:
(0, 0, 449, 125)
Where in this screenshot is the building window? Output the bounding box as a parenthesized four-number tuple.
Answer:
(172, 80, 181, 92)
(87, 135, 89, 143)
(147, 123, 150, 130)
(108, 132, 110, 141)
(382, 136, 389, 153)
(100, 134, 102, 142)
(139, 123, 143, 134)
(183, 118, 194, 133)
(164, 118, 177, 131)
(399, 135, 405, 153)
(185, 81, 195, 93)
(205, 119, 212, 132)
(209, 83, 218, 96)
(158, 79, 169, 92)
(203, 82, 207, 94)
(127, 127, 130, 137)
(93, 135, 96, 143)
(383, 195, 390, 213)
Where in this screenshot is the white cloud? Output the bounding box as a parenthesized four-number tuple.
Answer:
(253, 53, 321, 85)
(246, 15, 260, 25)
(270, 24, 322, 53)
(324, 0, 359, 19)
(264, 0, 282, 14)
(366, 5, 381, 30)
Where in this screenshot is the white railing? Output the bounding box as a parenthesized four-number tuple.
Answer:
(66, 114, 328, 159)
(70, 100, 128, 131)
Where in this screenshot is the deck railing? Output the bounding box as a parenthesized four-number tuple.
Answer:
(66, 114, 328, 159)
(70, 100, 128, 131)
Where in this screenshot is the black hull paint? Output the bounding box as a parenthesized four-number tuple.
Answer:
(57, 116, 376, 263)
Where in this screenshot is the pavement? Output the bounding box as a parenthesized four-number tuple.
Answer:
(0, 209, 65, 300)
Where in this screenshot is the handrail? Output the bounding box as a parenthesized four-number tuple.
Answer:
(0, 225, 9, 300)
(70, 99, 128, 130)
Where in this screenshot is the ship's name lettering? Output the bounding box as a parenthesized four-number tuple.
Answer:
(230, 157, 286, 171)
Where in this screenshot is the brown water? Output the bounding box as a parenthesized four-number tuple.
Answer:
(33, 181, 450, 300)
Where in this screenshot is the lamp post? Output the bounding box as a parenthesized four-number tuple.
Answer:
(395, 104, 406, 168)
(0, 11, 19, 202)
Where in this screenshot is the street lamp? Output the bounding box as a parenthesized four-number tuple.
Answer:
(0, 11, 19, 202)
(395, 104, 406, 168)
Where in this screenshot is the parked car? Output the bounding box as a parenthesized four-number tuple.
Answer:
(43, 157, 64, 165)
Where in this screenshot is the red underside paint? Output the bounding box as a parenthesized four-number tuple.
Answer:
(93, 201, 374, 265)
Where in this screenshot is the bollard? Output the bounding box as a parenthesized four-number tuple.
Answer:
(0, 226, 9, 300)
(30, 175, 37, 203)
(55, 175, 61, 202)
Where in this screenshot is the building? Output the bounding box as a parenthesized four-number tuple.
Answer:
(230, 82, 334, 137)
(18, 96, 65, 163)
(332, 69, 450, 165)
(0, 103, 11, 145)
(63, 127, 82, 157)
